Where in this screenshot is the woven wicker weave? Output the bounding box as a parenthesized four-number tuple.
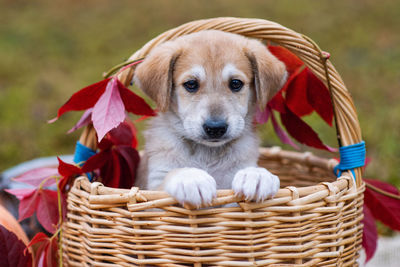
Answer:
(62, 17, 365, 266)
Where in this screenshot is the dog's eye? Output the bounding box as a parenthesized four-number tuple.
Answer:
(229, 79, 243, 92)
(183, 80, 199, 93)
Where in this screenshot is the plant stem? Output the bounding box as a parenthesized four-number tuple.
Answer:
(103, 58, 144, 78)
(38, 175, 59, 189)
(365, 182, 400, 200)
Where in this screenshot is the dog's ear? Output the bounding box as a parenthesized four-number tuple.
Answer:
(245, 41, 287, 109)
(134, 43, 181, 112)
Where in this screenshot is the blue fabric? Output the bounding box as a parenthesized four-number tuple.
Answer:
(73, 141, 97, 181)
(334, 141, 366, 179)
(73, 141, 96, 165)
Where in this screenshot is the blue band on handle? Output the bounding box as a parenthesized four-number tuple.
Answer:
(334, 141, 366, 179)
(73, 141, 96, 165)
(73, 141, 97, 181)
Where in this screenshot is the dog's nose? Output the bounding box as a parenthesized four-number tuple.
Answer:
(203, 119, 228, 139)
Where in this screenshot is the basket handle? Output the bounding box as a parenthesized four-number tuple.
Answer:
(79, 17, 364, 187)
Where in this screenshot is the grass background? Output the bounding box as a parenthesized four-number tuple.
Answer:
(1, 0, 399, 186)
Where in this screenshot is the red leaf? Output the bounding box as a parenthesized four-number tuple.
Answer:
(115, 146, 140, 189)
(82, 150, 111, 173)
(0, 225, 32, 267)
(98, 138, 114, 150)
(45, 237, 58, 267)
(285, 68, 314, 117)
(92, 78, 126, 141)
(6, 188, 60, 234)
(13, 168, 58, 188)
(83, 146, 139, 189)
(81, 124, 140, 189)
(280, 106, 335, 151)
(280, 67, 333, 126)
(58, 176, 71, 193)
(98, 159, 115, 188)
(57, 158, 82, 178)
(362, 204, 378, 263)
(18, 190, 40, 222)
(27, 233, 58, 267)
(118, 80, 156, 116)
(268, 91, 286, 113)
(364, 178, 400, 231)
(105, 151, 121, 188)
(268, 45, 304, 75)
(55, 78, 110, 120)
(124, 119, 138, 148)
(270, 110, 299, 149)
(36, 190, 59, 234)
(67, 108, 93, 134)
(27, 233, 48, 267)
(305, 68, 334, 126)
(57, 158, 83, 192)
(107, 121, 137, 147)
(27, 232, 49, 248)
(58, 177, 69, 193)
(27, 232, 48, 247)
(5, 189, 39, 222)
(4, 188, 36, 201)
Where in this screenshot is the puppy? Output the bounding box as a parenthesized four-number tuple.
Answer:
(134, 30, 287, 207)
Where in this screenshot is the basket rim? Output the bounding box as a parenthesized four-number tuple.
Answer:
(71, 147, 360, 207)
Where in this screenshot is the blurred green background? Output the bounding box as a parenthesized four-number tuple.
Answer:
(1, 0, 399, 185)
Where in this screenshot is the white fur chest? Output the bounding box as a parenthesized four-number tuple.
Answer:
(141, 114, 260, 190)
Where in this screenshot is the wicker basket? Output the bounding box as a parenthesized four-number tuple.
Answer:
(62, 17, 365, 266)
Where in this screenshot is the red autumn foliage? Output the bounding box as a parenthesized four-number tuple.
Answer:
(284, 68, 315, 117)
(268, 91, 286, 113)
(359, 178, 400, 262)
(82, 121, 140, 189)
(280, 106, 335, 151)
(283, 67, 334, 126)
(13, 168, 58, 188)
(3, 160, 77, 266)
(52, 75, 155, 141)
(106, 119, 138, 148)
(362, 204, 378, 263)
(267, 46, 303, 75)
(53, 77, 155, 120)
(257, 45, 335, 151)
(304, 68, 334, 126)
(27, 232, 58, 267)
(67, 108, 93, 134)
(5, 188, 59, 234)
(55, 78, 111, 120)
(364, 179, 400, 231)
(269, 107, 299, 149)
(0, 225, 32, 267)
(118, 79, 156, 116)
(57, 157, 83, 192)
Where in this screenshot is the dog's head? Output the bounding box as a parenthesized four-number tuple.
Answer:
(134, 30, 287, 147)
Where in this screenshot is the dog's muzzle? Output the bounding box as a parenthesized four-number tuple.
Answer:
(203, 118, 228, 139)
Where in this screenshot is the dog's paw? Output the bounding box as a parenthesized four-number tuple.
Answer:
(232, 167, 280, 202)
(164, 168, 217, 207)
